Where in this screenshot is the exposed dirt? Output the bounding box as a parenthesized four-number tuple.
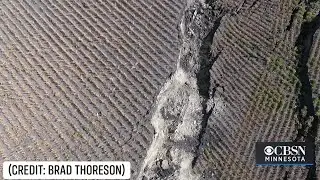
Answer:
(140, 0, 320, 179)
(1, 0, 320, 179)
(0, 0, 184, 178)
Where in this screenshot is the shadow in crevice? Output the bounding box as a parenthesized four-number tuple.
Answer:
(294, 13, 320, 180)
(192, 16, 223, 167)
(196, 17, 223, 100)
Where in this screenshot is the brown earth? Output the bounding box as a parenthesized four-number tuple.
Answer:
(139, 0, 320, 179)
(1, 0, 320, 180)
(0, 0, 184, 178)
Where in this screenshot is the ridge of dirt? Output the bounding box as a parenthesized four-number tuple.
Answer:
(141, 0, 320, 179)
(138, 1, 237, 179)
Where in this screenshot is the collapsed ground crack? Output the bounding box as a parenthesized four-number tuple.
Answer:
(294, 10, 320, 180)
(192, 17, 223, 167)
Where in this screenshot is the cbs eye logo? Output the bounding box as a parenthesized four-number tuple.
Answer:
(264, 146, 274, 156)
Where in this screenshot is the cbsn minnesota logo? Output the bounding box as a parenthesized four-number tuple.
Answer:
(256, 142, 314, 166)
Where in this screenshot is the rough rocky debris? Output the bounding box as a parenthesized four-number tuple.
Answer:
(138, 1, 230, 179)
(140, 0, 320, 179)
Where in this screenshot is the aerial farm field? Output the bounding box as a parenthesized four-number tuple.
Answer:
(0, 0, 183, 178)
(0, 0, 320, 179)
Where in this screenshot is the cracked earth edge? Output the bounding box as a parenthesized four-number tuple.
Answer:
(138, 1, 234, 179)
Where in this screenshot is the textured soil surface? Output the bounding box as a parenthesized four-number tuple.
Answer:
(0, 0, 184, 178)
(140, 0, 320, 179)
(1, 0, 320, 180)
